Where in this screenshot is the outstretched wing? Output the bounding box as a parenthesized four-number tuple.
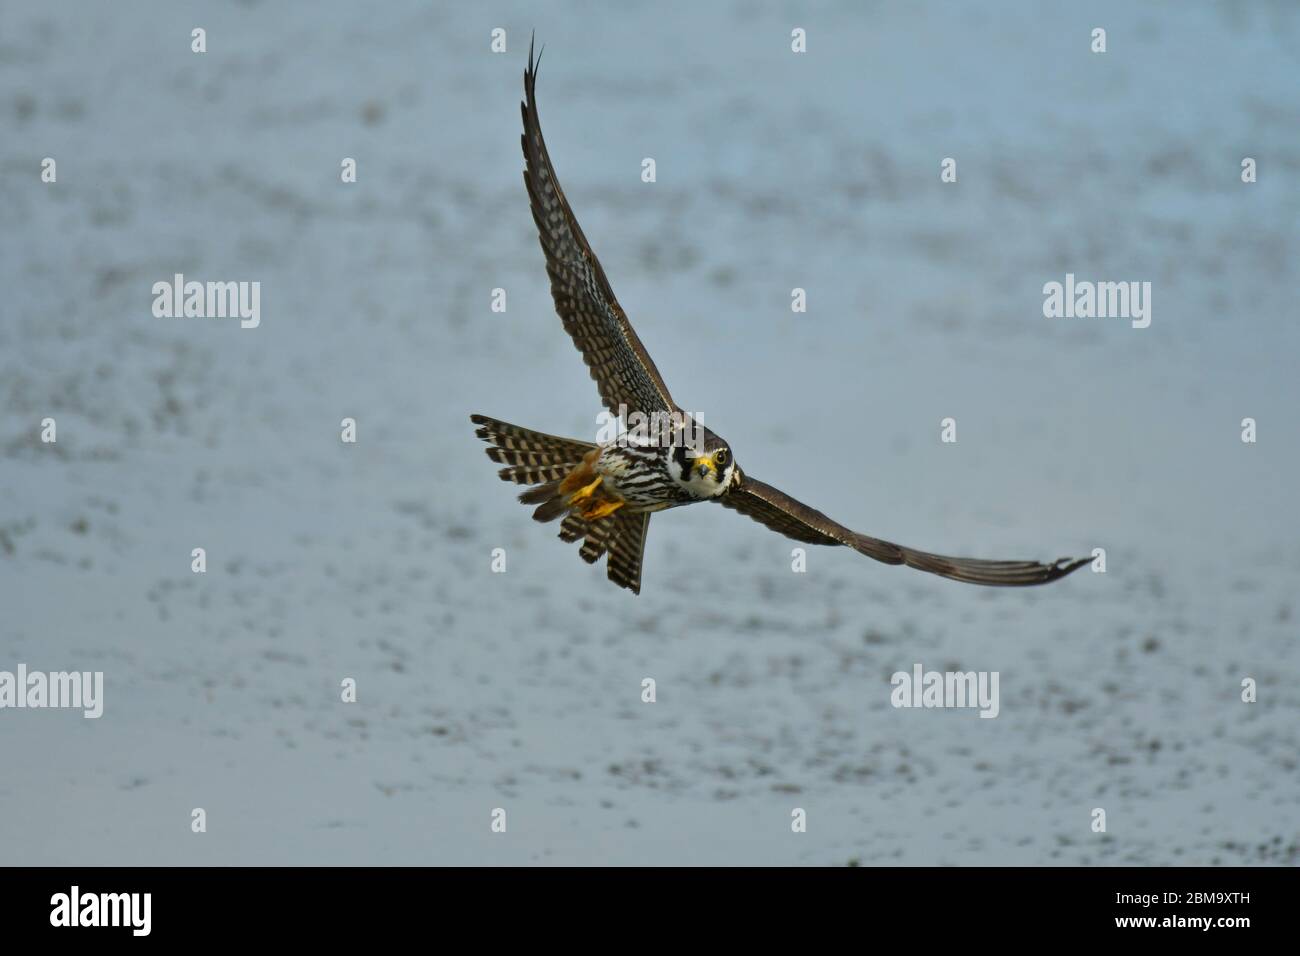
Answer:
(718, 476, 1087, 587)
(521, 39, 678, 418)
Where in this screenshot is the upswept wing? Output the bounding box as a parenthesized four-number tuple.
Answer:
(521, 39, 678, 418)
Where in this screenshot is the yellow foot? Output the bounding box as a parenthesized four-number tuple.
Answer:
(580, 498, 625, 521)
(566, 475, 603, 506)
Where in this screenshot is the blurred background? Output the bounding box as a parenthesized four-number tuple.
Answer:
(1, 0, 1297, 864)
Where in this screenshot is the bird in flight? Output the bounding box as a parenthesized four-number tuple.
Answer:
(472, 40, 1087, 594)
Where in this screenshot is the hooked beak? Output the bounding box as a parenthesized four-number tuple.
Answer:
(693, 453, 718, 479)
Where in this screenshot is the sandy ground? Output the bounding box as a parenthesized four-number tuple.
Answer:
(2, 1, 1298, 865)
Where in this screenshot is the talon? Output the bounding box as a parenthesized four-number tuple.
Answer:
(580, 498, 625, 521)
(567, 475, 603, 505)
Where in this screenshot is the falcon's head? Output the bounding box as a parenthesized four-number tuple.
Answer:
(671, 431, 737, 498)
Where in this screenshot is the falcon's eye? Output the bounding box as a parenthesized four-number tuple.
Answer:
(714, 448, 729, 466)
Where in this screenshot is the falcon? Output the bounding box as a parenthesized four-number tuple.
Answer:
(472, 40, 1087, 594)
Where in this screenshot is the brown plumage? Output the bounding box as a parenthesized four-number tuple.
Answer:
(520, 38, 680, 419)
(718, 477, 1089, 586)
(473, 413, 651, 590)
(470, 39, 1089, 594)
(605, 512, 650, 593)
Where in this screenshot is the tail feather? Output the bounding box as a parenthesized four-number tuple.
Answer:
(518, 479, 562, 505)
(531, 496, 571, 523)
(498, 463, 574, 485)
(558, 513, 587, 543)
(472, 413, 646, 592)
(472, 414, 594, 461)
(578, 520, 614, 564)
(606, 513, 650, 594)
(487, 446, 558, 467)
(557, 514, 614, 563)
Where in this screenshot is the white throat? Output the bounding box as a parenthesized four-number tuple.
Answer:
(674, 456, 733, 498)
